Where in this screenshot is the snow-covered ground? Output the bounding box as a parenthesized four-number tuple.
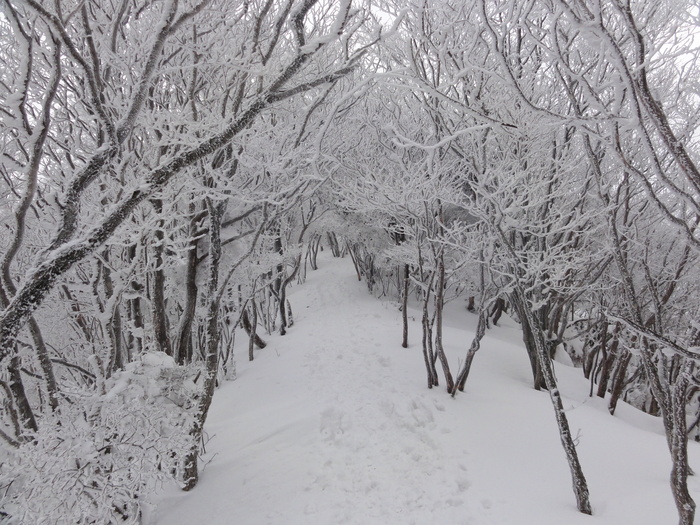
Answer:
(152, 254, 700, 525)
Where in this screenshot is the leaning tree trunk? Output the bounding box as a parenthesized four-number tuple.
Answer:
(510, 291, 546, 390)
(241, 306, 267, 351)
(453, 311, 487, 395)
(453, 251, 489, 395)
(515, 288, 592, 515)
(26, 318, 59, 412)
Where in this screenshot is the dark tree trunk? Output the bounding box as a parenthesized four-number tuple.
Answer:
(512, 293, 546, 390)
(241, 308, 267, 350)
(286, 299, 293, 328)
(182, 199, 267, 491)
(174, 211, 199, 365)
(347, 243, 362, 281)
(466, 296, 475, 312)
(273, 231, 286, 333)
(150, 199, 173, 356)
(183, 199, 225, 491)
(248, 300, 258, 362)
(669, 364, 696, 525)
(433, 250, 454, 393)
(308, 234, 321, 270)
(594, 322, 620, 400)
(27, 317, 59, 412)
(420, 272, 439, 388)
(126, 243, 144, 357)
(0, 240, 59, 412)
(593, 324, 611, 398)
(515, 290, 592, 515)
(326, 232, 340, 257)
(401, 264, 409, 348)
(278, 251, 304, 337)
(8, 355, 37, 436)
(278, 265, 299, 336)
(102, 260, 126, 374)
(490, 297, 506, 326)
(453, 312, 487, 394)
(607, 348, 631, 416)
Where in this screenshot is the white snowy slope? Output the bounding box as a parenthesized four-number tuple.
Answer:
(152, 254, 700, 525)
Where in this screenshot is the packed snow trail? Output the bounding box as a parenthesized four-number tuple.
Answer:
(153, 255, 700, 525)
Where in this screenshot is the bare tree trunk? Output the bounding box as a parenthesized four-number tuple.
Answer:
(669, 362, 696, 525)
(420, 271, 439, 388)
(1, 276, 59, 415)
(494, 219, 592, 514)
(308, 234, 321, 270)
(126, 243, 144, 357)
(286, 299, 293, 328)
(516, 289, 592, 515)
(453, 311, 487, 395)
(8, 355, 37, 436)
(433, 249, 454, 393)
(183, 199, 225, 491)
(401, 264, 409, 348)
(182, 200, 268, 491)
(511, 292, 546, 390)
(174, 211, 199, 365)
(101, 257, 126, 374)
(278, 274, 289, 335)
(347, 243, 362, 281)
(150, 199, 173, 356)
(607, 348, 631, 416)
(26, 318, 59, 412)
(584, 126, 697, 523)
(327, 232, 340, 257)
(490, 297, 506, 326)
(593, 321, 612, 397)
(273, 231, 286, 333)
(241, 307, 267, 350)
(249, 299, 258, 362)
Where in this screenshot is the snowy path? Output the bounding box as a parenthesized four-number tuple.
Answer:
(153, 255, 700, 525)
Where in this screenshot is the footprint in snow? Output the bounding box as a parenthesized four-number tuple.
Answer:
(319, 407, 351, 443)
(408, 398, 435, 428)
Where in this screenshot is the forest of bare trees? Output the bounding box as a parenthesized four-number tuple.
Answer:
(0, 0, 699, 523)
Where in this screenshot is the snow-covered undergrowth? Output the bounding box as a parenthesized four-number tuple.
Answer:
(1, 353, 195, 524)
(153, 255, 700, 525)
